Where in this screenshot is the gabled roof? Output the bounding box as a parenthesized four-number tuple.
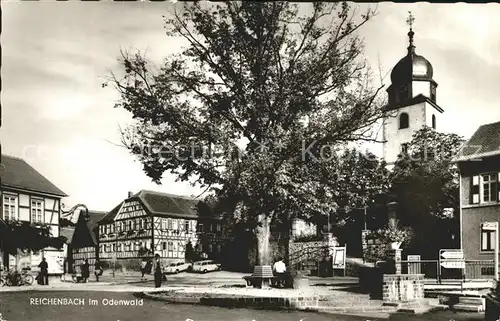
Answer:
(60, 227, 76, 244)
(85, 210, 107, 245)
(453, 120, 500, 162)
(98, 190, 212, 224)
(71, 210, 107, 247)
(98, 202, 123, 224)
(384, 94, 444, 113)
(0, 155, 67, 197)
(138, 190, 200, 218)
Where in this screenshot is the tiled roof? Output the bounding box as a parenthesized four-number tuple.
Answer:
(97, 203, 122, 224)
(84, 210, 107, 245)
(97, 190, 209, 224)
(0, 155, 67, 197)
(137, 190, 200, 218)
(453, 120, 500, 162)
(60, 227, 75, 244)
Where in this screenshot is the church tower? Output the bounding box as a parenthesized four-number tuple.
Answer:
(383, 12, 444, 166)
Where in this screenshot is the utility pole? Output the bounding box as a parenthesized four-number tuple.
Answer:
(364, 206, 367, 231)
(495, 222, 499, 281)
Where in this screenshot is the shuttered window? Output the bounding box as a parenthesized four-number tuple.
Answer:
(472, 173, 500, 204)
(482, 174, 498, 203)
(471, 175, 480, 204)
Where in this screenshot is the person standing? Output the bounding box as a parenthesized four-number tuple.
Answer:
(152, 254, 162, 288)
(81, 259, 90, 283)
(140, 258, 147, 281)
(38, 258, 49, 286)
(94, 260, 102, 282)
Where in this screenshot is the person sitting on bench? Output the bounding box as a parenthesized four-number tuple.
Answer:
(272, 258, 287, 287)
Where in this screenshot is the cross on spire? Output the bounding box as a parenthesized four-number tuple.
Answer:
(406, 11, 415, 30)
(406, 11, 415, 53)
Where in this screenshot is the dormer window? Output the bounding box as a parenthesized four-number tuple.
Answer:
(399, 113, 409, 129)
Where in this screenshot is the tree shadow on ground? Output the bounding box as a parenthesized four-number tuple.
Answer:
(313, 282, 359, 287)
(333, 285, 370, 295)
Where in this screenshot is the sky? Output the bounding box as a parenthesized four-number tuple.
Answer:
(2, 1, 500, 212)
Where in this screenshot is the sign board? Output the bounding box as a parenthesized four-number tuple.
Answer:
(439, 249, 465, 274)
(407, 255, 420, 261)
(441, 261, 465, 269)
(43, 251, 64, 274)
(482, 222, 498, 231)
(332, 247, 346, 269)
(441, 251, 464, 260)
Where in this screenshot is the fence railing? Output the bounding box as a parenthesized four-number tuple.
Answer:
(377, 259, 496, 281)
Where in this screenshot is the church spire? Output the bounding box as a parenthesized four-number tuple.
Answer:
(406, 11, 415, 54)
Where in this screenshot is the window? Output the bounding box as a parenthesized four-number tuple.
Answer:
(162, 242, 167, 250)
(168, 242, 173, 251)
(399, 113, 409, 129)
(432, 114, 436, 129)
(185, 221, 190, 232)
(216, 223, 221, 232)
(168, 219, 173, 229)
(2, 194, 18, 220)
(481, 174, 498, 203)
(401, 143, 409, 154)
(31, 199, 44, 223)
(481, 228, 495, 252)
(198, 223, 204, 233)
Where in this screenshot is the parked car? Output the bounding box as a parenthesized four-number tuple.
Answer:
(163, 261, 192, 274)
(191, 260, 221, 273)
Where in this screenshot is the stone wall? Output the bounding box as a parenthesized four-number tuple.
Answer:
(288, 233, 339, 266)
(382, 274, 424, 303)
(362, 230, 387, 262)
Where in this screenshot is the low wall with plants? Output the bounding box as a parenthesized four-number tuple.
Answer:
(362, 219, 413, 263)
(362, 233, 387, 263)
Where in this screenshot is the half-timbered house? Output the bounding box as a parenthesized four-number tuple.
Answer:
(0, 155, 67, 273)
(97, 190, 226, 266)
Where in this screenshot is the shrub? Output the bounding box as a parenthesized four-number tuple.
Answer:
(372, 219, 413, 245)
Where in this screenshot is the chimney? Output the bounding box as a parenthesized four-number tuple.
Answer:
(128, 191, 134, 198)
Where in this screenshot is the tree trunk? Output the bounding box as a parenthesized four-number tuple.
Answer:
(255, 214, 271, 266)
